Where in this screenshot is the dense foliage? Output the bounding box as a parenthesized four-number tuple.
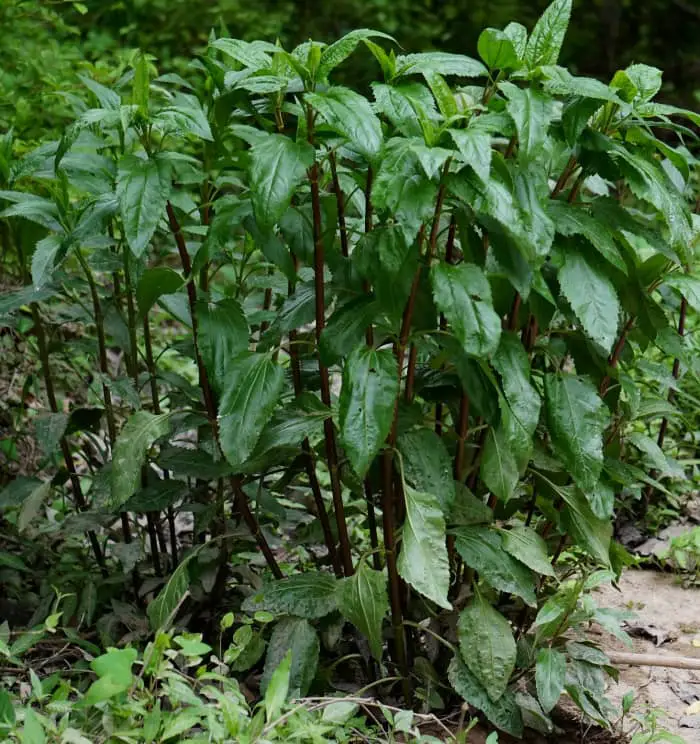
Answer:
(4, 0, 700, 145)
(1, 0, 700, 740)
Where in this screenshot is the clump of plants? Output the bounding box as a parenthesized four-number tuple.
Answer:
(1, 0, 699, 739)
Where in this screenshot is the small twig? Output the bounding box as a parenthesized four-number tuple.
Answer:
(607, 652, 700, 670)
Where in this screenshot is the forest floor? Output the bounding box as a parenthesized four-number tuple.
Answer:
(459, 568, 700, 743)
(594, 569, 700, 740)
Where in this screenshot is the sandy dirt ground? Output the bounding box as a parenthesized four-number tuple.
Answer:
(593, 570, 700, 740)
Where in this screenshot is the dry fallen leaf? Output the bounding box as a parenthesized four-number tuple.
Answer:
(686, 700, 700, 716)
(692, 637, 700, 648)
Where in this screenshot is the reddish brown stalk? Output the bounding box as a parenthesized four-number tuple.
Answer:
(436, 217, 459, 436)
(644, 295, 687, 507)
(507, 293, 522, 331)
(453, 395, 470, 482)
(306, 111, 354, 577)
(376, 219, 429, 704)
(123, 249, 162, 576)
(550, 156, 577, 198)
(259, 268, 274, 337)
(404, 345, 418, 402)
(30, 303, 107, 575)
(76, 250, 134, 549)
(329, 152, 349, 259)
(143, 316, 178, 566)
(599, 316, 635, 397)
(362, 165, 380, 567)
(288, 316, 342, 577)
(166, 201, 282, 578)
(404, 164, 450, 404)
(467, 425, 488, 491)
(381, 448, 412, 704)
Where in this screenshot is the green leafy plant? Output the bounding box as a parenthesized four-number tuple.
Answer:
(1, 0, 700, 739)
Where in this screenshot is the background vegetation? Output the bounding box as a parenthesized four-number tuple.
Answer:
(3, 0, 700, 145)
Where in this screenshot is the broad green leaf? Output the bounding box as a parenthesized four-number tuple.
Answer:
(18, 481, 49, 533)
(396, 52, 487, 79)
(136, 267, 184, 318)
(536, 648, 566, 713)
(514, 165, 555, 260)
(31, 235, 64, 290)
(0, 192, 61, 231)
(155, 94, 213, 141)
(336, 560, 388, 661)
(566, 642, 610, 667)
(504, 22, 528, 60)
(447, 169, 539, 262)
(665, 274, 700, 314)
(372, 82, 438, 139)
(540, 66, 619, 103)
(449, 128, 492, 182)
(243, 572, 338, 619)
(261, 618, 319, 698)
(147, 556, 191, 629)
(431, 263, 501, 358)
(559, 250, 620, 353)
(586, 482, 615, 521)
(492, 333, 540, 472)
(244, 216, 296, 282)
(253, 393, 330, 458)
(79, 74, 120, 109)
(501, 83, 556, 162)
(273, 281, 316, 332)
(84, 647, 138, 705)
(397, 427, 455, 515)
(34, 413, 68, 457)
(481, 427, 519, 503)
(610, 145, 692, 251)
(317, 29, 395, 79)
(397, 487, 451, 609)
(111, 411, 171, 510)
(339, 346, 398, 478)
(478, 28, 520, 70)
(448, 655, 523, 738)
(116, 155, 171, 257)
(218, 353, 285, 471)
(411, 142, 453, 180)
(211, 38, 273, 70)
(320, 296, 378, 365)
(545, 374, 605, 492)
(160, 710, 202, 741)
(548, 202, 627, 274)
(451, 484, 494, 526)
(354, 226, 419, 321)
(453, 525, 536, 606)
(23, 708, 45, 744)
(628, 432, 683, 479)
(0, 285, 56, 320)
(560, 487, 612, 567)
(0, 477, 41, 511)
(306, 87, 382, 159)
(626, 64, 662, 102)
(249, 134, 315, 229)
(372, 138, 437, 242)
(502, 525, 555, 577)
(198, 299, 249, 391)
(524, 0, 572, 68)
(458, 591, 516, 702)
(264, 651, 291, 723)
(423, 70, 457, 119)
